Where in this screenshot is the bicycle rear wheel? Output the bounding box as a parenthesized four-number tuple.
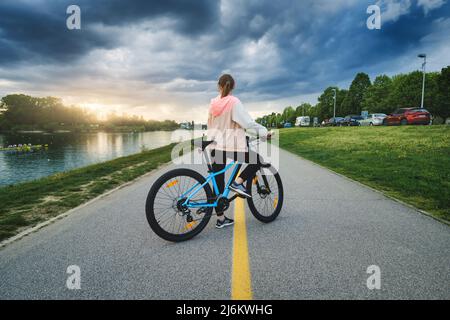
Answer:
(246, 165, 283, 223)
(145, 168, 214, 242)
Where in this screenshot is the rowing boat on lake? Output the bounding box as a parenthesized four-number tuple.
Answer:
(0, 144, 49, 152)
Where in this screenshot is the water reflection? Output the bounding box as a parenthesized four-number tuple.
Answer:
(0, 130, 201, 186)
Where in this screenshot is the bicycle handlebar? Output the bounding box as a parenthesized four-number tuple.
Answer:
(247, 130, 275, 143)
(195, 131, 274, 152)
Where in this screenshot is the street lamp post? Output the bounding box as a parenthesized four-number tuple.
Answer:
(418, 53, 427, 109)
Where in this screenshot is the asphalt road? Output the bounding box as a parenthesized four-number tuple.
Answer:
(0, 146, 449, 299)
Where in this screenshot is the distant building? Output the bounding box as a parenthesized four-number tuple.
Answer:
(180, 122, 192, 130)
(180, 121, 196, 130)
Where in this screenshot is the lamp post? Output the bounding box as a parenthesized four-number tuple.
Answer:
(418, 53, 427, 109)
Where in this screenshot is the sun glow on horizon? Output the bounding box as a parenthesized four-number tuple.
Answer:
(79, 102, 167, 122)
(81, 103, 110, 121)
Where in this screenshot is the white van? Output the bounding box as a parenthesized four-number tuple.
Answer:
(295, 116, 310, 127)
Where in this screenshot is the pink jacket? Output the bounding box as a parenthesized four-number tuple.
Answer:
(207, 95, 267, 152)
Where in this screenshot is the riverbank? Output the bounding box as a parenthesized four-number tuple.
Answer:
(279, 125, 450, 223)
(0, 126, 178, 134)
(0, 130, 195, 186)
(0, 143, 175, 241)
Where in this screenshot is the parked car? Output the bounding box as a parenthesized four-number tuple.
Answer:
(323, 117, 344, 127)
(283, 122, 293, 128)
(359, 113, 387, 126)
(341, 115, 364, 126)
(295, 116, 310, 127)
(383, 108, 431, 126)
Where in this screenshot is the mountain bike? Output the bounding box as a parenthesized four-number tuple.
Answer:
(145, 137, 283, 242)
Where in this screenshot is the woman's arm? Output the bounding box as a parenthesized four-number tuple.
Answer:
(232, 101, 268, 137)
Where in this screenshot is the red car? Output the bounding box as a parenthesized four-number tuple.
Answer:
(383, 108, 431, 126)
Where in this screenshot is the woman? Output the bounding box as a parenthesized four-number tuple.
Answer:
(207, 74, 270, 229)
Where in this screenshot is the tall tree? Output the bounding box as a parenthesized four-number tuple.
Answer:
(340, 73, 371, 115)
(275, 113, 283, 128)
(295, 103, 313, 117)
(361, 75, 392, 114)
(433, 66, 450, 123)
(282, 106, 296, 124)
(387, 71, 439, 112)
(316, 87, 347, 120)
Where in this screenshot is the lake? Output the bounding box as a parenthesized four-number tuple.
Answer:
(0, 130, 200, 186)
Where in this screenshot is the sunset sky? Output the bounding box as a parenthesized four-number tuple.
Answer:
(0, 0, 449, 123)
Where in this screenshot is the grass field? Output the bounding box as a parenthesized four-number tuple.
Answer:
(0, 143, 175, 242)
(279, 125, 450, 223)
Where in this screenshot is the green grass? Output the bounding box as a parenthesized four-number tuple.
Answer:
(279, 125, 450, 222)
(0, 143, 175, 242)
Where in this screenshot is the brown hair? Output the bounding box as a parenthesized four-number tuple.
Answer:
(218, 74, 235, 98)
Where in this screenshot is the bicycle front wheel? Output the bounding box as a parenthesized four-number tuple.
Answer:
(246, 165, 283, 223)
(145, 168, 214, 242)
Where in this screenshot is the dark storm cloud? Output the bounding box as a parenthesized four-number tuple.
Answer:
(0, 0, 218, 66)
(82, 0, 218, 32)
(0, 1, 111, 65)
(230, 0, 450, 96)
(0, 0, 449, 105)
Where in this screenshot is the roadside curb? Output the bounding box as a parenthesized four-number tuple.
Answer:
(0, 161, 173, 249)
(282, 148, 450, 227)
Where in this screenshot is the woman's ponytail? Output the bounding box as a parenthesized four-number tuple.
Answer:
(218, 74, 235, 98)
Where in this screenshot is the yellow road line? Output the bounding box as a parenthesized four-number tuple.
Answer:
(231, 197, 253, 300)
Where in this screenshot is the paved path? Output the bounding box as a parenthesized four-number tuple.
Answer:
(0, 146, 449, 299)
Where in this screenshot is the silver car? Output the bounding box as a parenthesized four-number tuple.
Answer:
(359, 113, 387, 126)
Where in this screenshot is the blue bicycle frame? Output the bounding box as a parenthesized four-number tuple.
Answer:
(180, 161, 241, 209)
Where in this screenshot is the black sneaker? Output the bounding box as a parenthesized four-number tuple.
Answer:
(229, 182, 252, 198)
(216, 216, 234, 229)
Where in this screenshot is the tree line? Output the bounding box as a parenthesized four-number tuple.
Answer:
(257, 66, 450, 127)
(0, 94, 179, 132)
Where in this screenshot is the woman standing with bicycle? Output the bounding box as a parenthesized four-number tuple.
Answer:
(145, 74, 282, 242)
(207, 74, 270, 228)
